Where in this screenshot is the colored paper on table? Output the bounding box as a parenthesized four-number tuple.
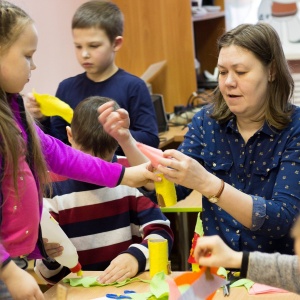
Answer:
(136, 142, 163, 168)
(33, 89, 73, 123)
(175, 267, 227, 300)
(249, 283, 288, 295)
(230, 278, 254, 292)
(178, 273, 227, 300)
(63, 276, 150, 288)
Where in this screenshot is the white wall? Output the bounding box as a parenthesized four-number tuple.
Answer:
(10, 0, 86, 95)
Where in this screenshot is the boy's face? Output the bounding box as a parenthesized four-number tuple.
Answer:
(72, 27, 121, 82)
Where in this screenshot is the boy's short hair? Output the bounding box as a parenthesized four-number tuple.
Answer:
(72, 0, 123, 43)
(71, 96, 119, 158)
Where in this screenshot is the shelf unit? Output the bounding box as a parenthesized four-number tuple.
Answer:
(113, 0, 225, 112)
(193, 0, 225, 75)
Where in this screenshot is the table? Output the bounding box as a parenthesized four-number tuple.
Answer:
(44, 271, 300, 300)
(161, 190, 202, 271)
(159, 126, 188, 149)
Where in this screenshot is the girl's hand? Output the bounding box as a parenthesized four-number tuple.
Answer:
(23, 93, 45, 120)
(98, 101, 130, 145)
(121, 162, 158, 188)
(194, 235, 242, 269)
(97, 253, 138, 284)
(1, 260, 45, 299)
(43, 238, 64, 259)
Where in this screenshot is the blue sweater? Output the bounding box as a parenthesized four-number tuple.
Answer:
(42, 69, 159, 154)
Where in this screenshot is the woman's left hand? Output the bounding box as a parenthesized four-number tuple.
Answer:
(156, 149, 211, 191)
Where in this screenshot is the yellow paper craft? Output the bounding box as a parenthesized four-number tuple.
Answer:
(154, 173, 177, 207)
(148, 238, 169, 278)
(33, 89, 73, 123)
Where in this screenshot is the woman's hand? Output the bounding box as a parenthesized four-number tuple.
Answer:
(194, 235, 243, 269)
(97, 253, 138, 284)
(0, 260, 45, 299)
(156, 149, 212, 192)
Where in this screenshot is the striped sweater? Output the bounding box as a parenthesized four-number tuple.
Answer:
(35, 179, 173, 284)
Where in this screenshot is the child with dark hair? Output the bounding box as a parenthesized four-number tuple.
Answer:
(35, 96, 173, 285)
(25, 0, 159, 155)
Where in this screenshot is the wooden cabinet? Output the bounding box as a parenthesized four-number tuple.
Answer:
(113, 0, 225, 112)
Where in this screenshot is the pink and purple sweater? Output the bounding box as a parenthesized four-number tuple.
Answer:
(0, 95, 124, 265)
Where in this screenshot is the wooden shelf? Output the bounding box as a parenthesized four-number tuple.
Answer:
(112, 0, 225, 111)
(192, 11, 225, 22)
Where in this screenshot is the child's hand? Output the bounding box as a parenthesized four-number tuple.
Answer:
(43, 238, 64, 259)
(23, 93, 45, 120)
(121, 162, 159, 188)
(194, 235, 243, 269)
(0, 260, 45, 299)
(97, 253, 138, 284)
(98, 101, 130, 145)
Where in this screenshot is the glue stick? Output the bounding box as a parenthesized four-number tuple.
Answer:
(40, 208, 83, 276)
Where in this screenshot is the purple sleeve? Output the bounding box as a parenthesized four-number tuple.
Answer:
(0, 244, 10, 265)
(35, 125, 125, 187)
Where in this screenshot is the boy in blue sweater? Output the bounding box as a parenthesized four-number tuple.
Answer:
(34, 96, 173, 285)
(25, 0, 159, 155)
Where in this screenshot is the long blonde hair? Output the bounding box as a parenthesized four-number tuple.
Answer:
(0, 1, 49, 198)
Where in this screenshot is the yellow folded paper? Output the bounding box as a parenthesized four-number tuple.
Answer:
(33, 89, 73, 123)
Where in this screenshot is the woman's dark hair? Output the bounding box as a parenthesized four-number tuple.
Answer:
(211, 22, 294, 130)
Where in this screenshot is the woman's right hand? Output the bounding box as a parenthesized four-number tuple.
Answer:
(23, 93, 45, 120)
(1, 260, 45, 299)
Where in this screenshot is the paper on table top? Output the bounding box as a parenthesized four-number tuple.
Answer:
(249, 283, 288, 295)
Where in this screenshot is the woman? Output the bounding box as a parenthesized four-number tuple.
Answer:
(99, 22, 300, 256)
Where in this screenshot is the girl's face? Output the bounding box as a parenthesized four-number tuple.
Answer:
(0, 23, 37, 93)
(72, 27, 122, 82)
(218, 45, 271, 122)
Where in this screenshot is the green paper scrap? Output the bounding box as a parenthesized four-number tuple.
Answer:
(63, 276, 150, 288)
(149, 272, 169, 298)
(63, 272, 194, 300)
(230, 278, 255, 292)
(195, 213, 204, 236)
(216, 267, 227, 279)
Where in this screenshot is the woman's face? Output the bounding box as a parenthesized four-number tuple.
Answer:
(218, 45, 271, 121)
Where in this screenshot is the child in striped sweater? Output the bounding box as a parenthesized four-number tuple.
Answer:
(35, 96, 173, 285)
